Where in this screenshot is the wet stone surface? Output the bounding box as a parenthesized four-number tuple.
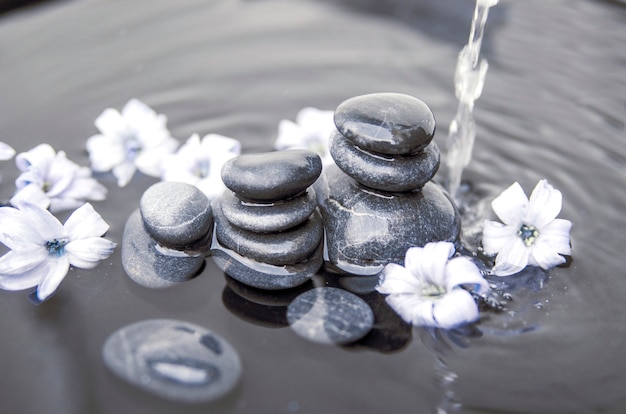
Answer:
(102, 319, 242, 403)
(329, 131, 440, 192)
(334, 93, 435, 155)
(221, 149, 322, 201)
(287, 287, 374, 345)
(140, 182, 213, 247)
(220, 188, 318, 233)
(121, 209, 205, 288)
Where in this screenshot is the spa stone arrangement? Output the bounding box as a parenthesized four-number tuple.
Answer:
(122, 92, 460, 289)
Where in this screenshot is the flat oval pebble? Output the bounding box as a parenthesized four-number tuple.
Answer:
(287, 287, 374, 345)
(121, 210, 205, 289)
(329, 131, 439, 192)
(140, 182, 213, 247)
(102, 319, 242, 403)
(221, 149, 322, 201)
(334, 92, 435, 155)
(220, 188, 318, 232)
(215, 199, 323, 265)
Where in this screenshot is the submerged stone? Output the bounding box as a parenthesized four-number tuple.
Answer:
(329, 131, 440, 192)
(315, 165, 460, 274)
(287, 287, 374, 345)
(214, 199, 323, 266)
(221, 149, 322, 201)
(334, 93, 435, 155)
(220, 189, 318, 233)
(102, 319, 242, 403)
(140, 182, 213, 247)
(121, 209, 205, 288)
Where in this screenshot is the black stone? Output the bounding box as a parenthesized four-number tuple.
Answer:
(140, 182, 213, 247)
(334, 92, 435, 155)
(221, 149, 322, 201)
(329, 131, 440, 192)
(287, 287, 374, 345)
(220, 188, 318, 232)
(214, 199, 323, 266)
(121, 209, 205, 289)
(314, 165, 460, 274)
(102, 319, 242, 403)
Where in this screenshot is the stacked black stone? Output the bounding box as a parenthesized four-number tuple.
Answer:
(211, 149, 325, 290)
(121, 181, 212, 288)
(316, 92, 461, 274)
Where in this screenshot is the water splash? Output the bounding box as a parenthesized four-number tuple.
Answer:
(446, 0, 499, 199)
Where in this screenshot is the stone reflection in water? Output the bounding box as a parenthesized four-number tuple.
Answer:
(102, 319, 242, 403)
(316, 93, 461, 275)
(287, 287, 374, 345)
(212, 150, 324, 289)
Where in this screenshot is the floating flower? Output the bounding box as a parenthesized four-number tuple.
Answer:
(160, 133, 241, 200)
(482, 180, 572, 276)
(376, 242, 489, 329)
(0, 142, 16, 160)
(86, 98, 178, 187)
(0, 201, 116, 303)
(11, 144, 107, 213)
(274, 107, 335, 166)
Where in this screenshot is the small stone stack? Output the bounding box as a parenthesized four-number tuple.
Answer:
(212, 149, 324, 290)
(315, 92, 461, 274)
(121, 181, 212, 288)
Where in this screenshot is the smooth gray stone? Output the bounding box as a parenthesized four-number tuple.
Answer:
(140, 182, 213, 247)
(334, 92, 435, 155)
(314, 165, 460, 274)
(220, 188, 318, 232)
(329, 131, 439, 192)
(221, 149, 322, 201)
(214, 199, 323, 266)
(211, 232, 323, 290)
(121, 209, 205, 289)
(287, 287, 374, 345)
(102, 319, 242, 403)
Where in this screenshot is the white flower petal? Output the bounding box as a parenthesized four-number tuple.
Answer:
(445, 256, 489, 294)
(405, 242, 454, 287)
(385, 293, 436, 326)
(134, 139, 178, 177)
(58, 176, 108, 202)
(65, 237, 116, 269)
(49, 198, 85, 213)
(538, 218, 572, 255)
(0, 246, 48, 275)
(0, 142, 16, 160)
(64, 203, 110, 240)
(15, 143, 55, 172)
(16, 202, 65, 242)
(482, 220, 517, 255)
(36, 256, 70, 301)
(525, 179, 562, 228)
(0, 258, 47, 291)
(492, 238, 530, 276)
(491, 182, 527, 227)
(10, 184, 51, 211)
(376, 263, 421, 295)
(43, 152, 78, 198)
(196, 176, 226, 201)
(0, 205, 45, 248)
(432, 289, 480, 329)
(94, 108, 127, 137)
(15, 169, 44, 190)
(86, 134, 126, 172)
(275, 119, 301, 150)
(112, 162, 136, 187)
(530, 240, 567, 270)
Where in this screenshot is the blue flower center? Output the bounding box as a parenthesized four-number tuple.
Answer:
(45, 238, 68, 256)
(124, 136, 142, 161)
(518, 224, 539, 247)
(193, 159, 210, 178)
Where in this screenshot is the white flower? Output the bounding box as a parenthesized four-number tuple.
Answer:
(86, 98, 179, 187)
(274, 107, 335, 166)
(0, 202, 116, 302)
(0, 142, 15, 160)
(482, 180, 572, 276)
(161, 133, 241, 200)
(376, 242, 489, 329)
(11, 144, 107, 213)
